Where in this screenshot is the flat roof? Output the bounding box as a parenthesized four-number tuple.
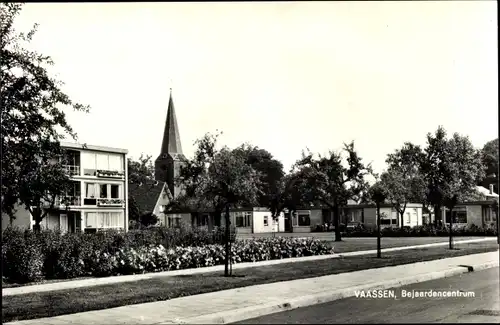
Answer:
(60, 142, 128, 154)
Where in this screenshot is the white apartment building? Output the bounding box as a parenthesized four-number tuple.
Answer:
(1, 142, 129, 233)
(51, 142, 129, 233)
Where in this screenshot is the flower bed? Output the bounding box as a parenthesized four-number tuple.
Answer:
(1, 227, 334, 284)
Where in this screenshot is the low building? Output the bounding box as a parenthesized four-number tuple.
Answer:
(2, 142, 129, 233)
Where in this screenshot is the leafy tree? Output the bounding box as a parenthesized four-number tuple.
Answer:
(170, 132, 261, 276)
(233, 144, 285, 208)
(1, 3, 89, 230)
(293, 142, 372, 241)
(268, 171, 310, 230)
(382, 142, 426, 227)
(441, 133, 485, 248)
(480, 138, 499, 193)
(420, 126, 485, 249)
(128, 154, 155, 184)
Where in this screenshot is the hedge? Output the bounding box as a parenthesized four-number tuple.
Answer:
(1, 227, 334, 284)
(343, 224, 498, 237)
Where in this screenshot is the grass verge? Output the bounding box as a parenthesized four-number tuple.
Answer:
(2, 241, 498, 322)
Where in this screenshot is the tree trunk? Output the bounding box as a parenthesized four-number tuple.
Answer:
(376, 202, 381, 258)
(434, 204, 442, 227)
(400, 211, 404, 228)
(333, 204, 342, 242)
(449, 207, 454, 249)
(33, 223, 41, 233)
(224, 204, 230, 277)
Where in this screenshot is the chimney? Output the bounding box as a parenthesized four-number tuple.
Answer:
(489, 184, 494, 195)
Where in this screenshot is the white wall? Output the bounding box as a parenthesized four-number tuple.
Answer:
(252, 210, 285, 233)
(1, 204, 31, 230)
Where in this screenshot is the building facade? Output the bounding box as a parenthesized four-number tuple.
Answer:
(1, 142, 129, 233)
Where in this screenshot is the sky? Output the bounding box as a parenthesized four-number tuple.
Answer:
(13, 1, 498, 174)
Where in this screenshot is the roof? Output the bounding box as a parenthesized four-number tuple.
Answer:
(476, 186, 499, 198)
(129, 181, 168, 214)
(159, 90, 183, 155)
(61, 142, 128, 154)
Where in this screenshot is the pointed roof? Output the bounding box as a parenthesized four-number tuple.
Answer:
(160, 89, 183, 155)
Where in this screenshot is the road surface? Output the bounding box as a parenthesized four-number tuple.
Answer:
(236, 267, 500, 324)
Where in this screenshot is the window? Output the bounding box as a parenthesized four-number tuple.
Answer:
(86, 212, 97, 228)
(100, 184, 108, 198)
(111, 185, 119, 198)
(86, 183, 96, 197)
(234, 212, 251, 227)
(263, 216, 269, 226)
(82, 152, 97, 176)
(445, 208, 467, 224)
(406, 212, 411, 224)
(298, 213, 311, 226)
(380, 219, 391, 225)
(197, 214, 209, 227)
(96, 153, 109, 170)
(108, 155, 122, 172)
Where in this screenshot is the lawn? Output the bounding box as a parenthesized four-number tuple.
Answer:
(2, 241, 498, 323)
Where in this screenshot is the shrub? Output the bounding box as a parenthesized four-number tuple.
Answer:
(1, 227, 334, 283)
(2, 228, 44, 283)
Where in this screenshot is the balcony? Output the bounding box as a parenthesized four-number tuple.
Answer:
(97, 198, 125, 207)
(96, 170, 125, 179)
(63, 165, 81, 177)
(54, 196, 82, 207)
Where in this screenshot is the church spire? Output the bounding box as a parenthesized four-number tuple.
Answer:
(160, 89, 183, 155)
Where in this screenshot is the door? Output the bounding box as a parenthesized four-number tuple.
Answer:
(60, 214, 69, 233)
(284, 213, 291, 232)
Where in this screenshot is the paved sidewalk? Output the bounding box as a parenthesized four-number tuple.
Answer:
(4, 251, 499, 325)
(3, 237, 496, 296)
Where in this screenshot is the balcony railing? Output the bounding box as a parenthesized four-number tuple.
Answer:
(63, 165, 80, 176)
(96, 170, 125, 179)
(55, 196, 82, 207)
(97, 198, 125, 207)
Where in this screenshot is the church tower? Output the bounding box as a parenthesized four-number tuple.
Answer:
(155, 89, 185, 198)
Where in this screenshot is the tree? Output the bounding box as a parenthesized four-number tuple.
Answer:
(382, 142, 426, 227)
(441, 133, 485, 249)
(421, 126, 485, 249)
(268, 171, 310, 230)
(232, 144, 285, 208)
(421, 126, 452, 226)
(480, 138, 499, 193)
(366, 181, 386, 258)
(293, 142, 372, 242)
(1, 3, 89, 230)
(127, 154, 155, 184)
(171, 132, 261, 276)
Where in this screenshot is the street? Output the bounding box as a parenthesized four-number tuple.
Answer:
(236, 267, 500, 324)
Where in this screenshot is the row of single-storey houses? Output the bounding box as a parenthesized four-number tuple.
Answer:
(130, 179, 498, 234)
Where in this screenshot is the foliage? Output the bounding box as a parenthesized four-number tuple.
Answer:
(1, 3, 89, 227)
(233, 144, 285, 208)
(421, 126, 486, 223)
(480, 138, 499, 193)
(267, 171, 308, 221)
(292, 142, 372, 241)
(381, 142, 427, 226)
(171, 132, 262, 276)
(1, 227, 333, 283)
(127, 154, 155, 185)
